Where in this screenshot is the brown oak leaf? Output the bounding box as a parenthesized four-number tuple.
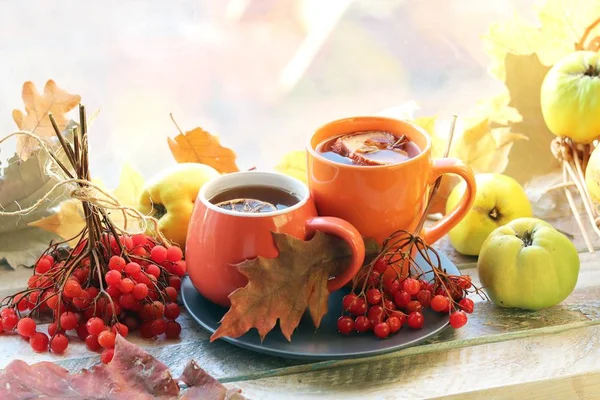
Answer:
(210, 232, 380, 342)
(12, 80, 80, 161)
(168, 127, 240, 173)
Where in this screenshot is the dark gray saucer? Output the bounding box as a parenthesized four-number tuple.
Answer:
(181, 248, 460, 361)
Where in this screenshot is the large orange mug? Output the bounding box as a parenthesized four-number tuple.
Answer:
(185, 171, 366, 307)
(307, 116, 476, 245)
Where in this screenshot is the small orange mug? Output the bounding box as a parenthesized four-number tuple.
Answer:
(185, 171, 366, 307)
(307, 116, 476, 245)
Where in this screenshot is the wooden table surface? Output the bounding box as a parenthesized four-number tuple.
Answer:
(1, 216, 599, 399)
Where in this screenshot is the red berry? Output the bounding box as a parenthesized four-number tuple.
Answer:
(105, 270, 121, 287)
(47, 322, 64, 337)
(105, 285, 121, 299)
(108, 256, 126, 272)
(384, 279, 401, 295)
(373, 258, 388, 274)
(373, 322, 390, 339)
(111, 322, 129, 337)
(17, 317, 36, 337)
(29, 332, 49, 352)
(85, 334, 102, 351)
(393, 291, 411, 308)
(1, 308, 16, 318)
(456, 276, 472, 289)
(15, 294, 29, 311)
(388, 310, 407, 326)
(86, 317, 105, 336)
(165, 286, 178, 302)
(407, 312, 425, 329)
(166, 246, 183, 262)
(164, 303, 181, 320)
(383, 299, 396, 311)
(366, 288, 382, 305)
(430, 295, 450, 313)
(63, 280, 82, 298)
(27, 291, 40, 310)
(146, 264, 161, 278)
(354, 315, 372, 333)
(35, 258, 52, 274)
(171, 261, 186, 277)
(50, 334, 69, 354)
(450, 311, 468, 329)
(132, 247, 148, 257)
(168, 276, 181, 291)
(76, 323, 89, 340)
(336, 316, 354, 335)
(2, 313, 18, 330)
(98, 331, 116, 349)
(119, 278, 135, 293)
(406, 300, 423, 314)
(150, 319, 167, 336)
(43, 254, 55, 264)
(118, 293, 136, 310)
(101, 349, 114, 364)
(416, 290, 432, 308)
(87, 287, 100, 298)
(458, 298, 474, 314)
(165, 321, 181, 338)
(150, 246, 168, 263)
(349, 297, 368, 316)
(60, 311, 78, 330)
(132, 283, 149, 301)
(342, 294, 358, 311)
(367, 270, 381, 287)
(386, 316, 402, 333)
(402, 278, 420, 296)
(367, 305, 385, 324)
(125, 262, 142, 279)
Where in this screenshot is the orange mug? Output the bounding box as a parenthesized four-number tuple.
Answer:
(185, 171, 366, 307)
(307, 116, 476, 245)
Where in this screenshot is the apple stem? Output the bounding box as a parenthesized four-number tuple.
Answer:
(519, 230, 534, 247)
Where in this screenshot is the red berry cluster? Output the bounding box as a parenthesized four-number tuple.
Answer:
(337, 259, 475, 339)
(0, 232, 185, 362)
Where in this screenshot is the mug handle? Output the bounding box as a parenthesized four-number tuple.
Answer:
(305, 217, 366, 292)
(423, 158, 476, 245)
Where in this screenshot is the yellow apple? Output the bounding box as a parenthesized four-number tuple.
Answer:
(540, 50, 600, 144)
(446, 173, 532, 256)
(138, 163, 220, 246)
(478, 218, 579, 310)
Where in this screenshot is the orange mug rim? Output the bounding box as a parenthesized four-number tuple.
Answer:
(197, 170, 310, 219)
(306, 116, 433, 170)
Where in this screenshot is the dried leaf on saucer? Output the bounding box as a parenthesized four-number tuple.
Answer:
(210, 232, 381, 342)
(168, 127, 239, 173)
(12, 80, 80, 161)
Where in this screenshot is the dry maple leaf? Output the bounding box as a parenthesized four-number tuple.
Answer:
(210, 231, 380, 342)
(168, 127, 240, 173)
(12, 80, 80, 161)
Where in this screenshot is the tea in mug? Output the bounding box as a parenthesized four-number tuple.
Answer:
(316, 130, 420, 166)
(209, 185, 301, 213)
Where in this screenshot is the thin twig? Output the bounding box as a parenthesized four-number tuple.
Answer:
(576, 17, 600, 50)
(170, 113, 185, 135)
(562, 163, 594, 253)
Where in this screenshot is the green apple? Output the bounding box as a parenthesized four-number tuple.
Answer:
(478, 218, 579, 310)
(446, 173, 532, 256)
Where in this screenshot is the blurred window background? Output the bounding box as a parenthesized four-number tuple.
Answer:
(0, 0, 535, 186)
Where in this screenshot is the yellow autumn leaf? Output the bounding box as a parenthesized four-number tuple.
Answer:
(453, 119, 528, 174)
(29, 163, 146, 244)
(168, 127, 239, 173)
(275, 150, 308, 183)
(12, 80, 81, 161)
